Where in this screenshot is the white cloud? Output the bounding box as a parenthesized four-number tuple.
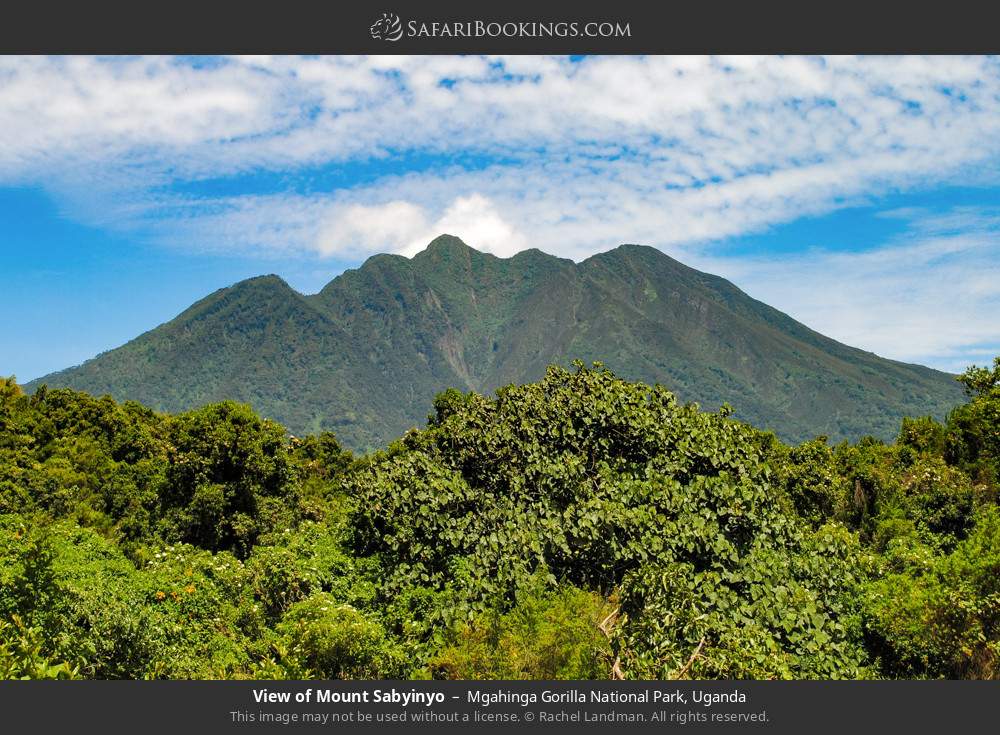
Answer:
(316, 200, 429, 259)
(398, 194, 528, 257)
(309, 194, 528, 260)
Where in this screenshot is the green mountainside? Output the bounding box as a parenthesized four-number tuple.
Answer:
(27, 235, 964, 450)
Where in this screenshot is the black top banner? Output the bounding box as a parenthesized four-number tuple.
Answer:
(3, 0, 1000, 54)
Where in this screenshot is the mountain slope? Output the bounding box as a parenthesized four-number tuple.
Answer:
(28, 235, 964, 450)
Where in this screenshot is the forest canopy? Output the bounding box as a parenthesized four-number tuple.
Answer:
(1, 358, 998, 680)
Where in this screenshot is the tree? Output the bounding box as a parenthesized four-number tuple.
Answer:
(957, 356, 1000, 398)
(348, 364, 871, 678)
(946, 360, 1000, 487)
(162, 402, 294, 554)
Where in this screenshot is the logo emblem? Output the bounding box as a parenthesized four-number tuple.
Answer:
(370, 13, 403, 41)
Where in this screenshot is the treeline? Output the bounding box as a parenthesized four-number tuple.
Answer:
(0, 358, 998, 680)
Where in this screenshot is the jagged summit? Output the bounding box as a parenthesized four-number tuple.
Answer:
(28, 235, 963, 450)
(419, 233, 473, 255)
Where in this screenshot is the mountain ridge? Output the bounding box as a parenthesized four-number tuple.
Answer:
(27, 234, 964, 450)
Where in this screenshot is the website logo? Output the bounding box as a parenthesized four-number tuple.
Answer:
(370, 12, 404, 42)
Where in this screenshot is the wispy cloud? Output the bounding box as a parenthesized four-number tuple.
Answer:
(695, 208, 1000, 373)
(4, 55, 1000, 253)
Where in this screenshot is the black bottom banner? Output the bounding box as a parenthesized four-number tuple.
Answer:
(1, 680, 995, 734)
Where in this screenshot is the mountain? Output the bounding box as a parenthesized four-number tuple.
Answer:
(27, 235, 964, 450)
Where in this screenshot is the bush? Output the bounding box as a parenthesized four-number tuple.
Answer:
(275, 594, 405, 679)
(774, 437, 842, 527)
(614, 524, 871, 679)
(430, 576, 613, 679)
(864, 507, 1000, 679)
(0, 616, 79, 679)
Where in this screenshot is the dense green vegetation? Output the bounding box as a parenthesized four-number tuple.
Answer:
(28, 236, 962, 450)
(2, 357, 998, 680)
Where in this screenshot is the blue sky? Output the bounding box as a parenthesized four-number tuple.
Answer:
(2, 55, 1000, 381)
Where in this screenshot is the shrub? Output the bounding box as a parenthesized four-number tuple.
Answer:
(864, 507, 1000, 679)
(275, 594, 405, 679)
(430, 576, 613, 679)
